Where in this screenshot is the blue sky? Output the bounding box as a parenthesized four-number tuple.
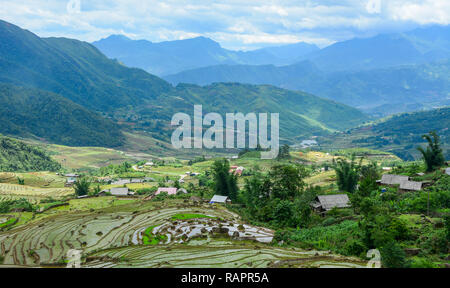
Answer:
(0, 0, 449, 50)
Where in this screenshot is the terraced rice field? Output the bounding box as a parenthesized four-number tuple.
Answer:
(0, 183, 73, 203)
(0, 172, 66, 188)
(0, 202, 366, 268)
(85, 244, 365, 268)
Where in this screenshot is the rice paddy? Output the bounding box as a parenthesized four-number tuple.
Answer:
(0, 199, 367, 268)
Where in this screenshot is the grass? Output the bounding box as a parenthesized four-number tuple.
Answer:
(41, 144, 141, 169)
(171, 213, 216, 221)
(142, 225, 168, 245)
(0, 218, 16, 229)
(51, 197, 137, 212)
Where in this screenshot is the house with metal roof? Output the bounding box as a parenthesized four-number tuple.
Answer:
(110, 187, 131, 196)
(378, 174, 409, 185)
(155, 187, 178, 196)
(312, 194, 350, 213)
(210, 195, 231, 204)
(399, 180, 422, 191)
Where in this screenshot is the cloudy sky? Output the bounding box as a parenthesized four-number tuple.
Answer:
(0, 0, 449, 50)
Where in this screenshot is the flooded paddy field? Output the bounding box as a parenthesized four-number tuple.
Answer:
(0, 200, 366, 268)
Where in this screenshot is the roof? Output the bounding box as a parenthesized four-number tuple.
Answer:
(399, 180, 422, 191)
(177, 188, 188, 194)
(380, 174, 409, 185)
(445, 168, 450, 176)
(316, 194, 350, 211)
(65, 174, 79, 177)
(110, 188, 129, 196)
(210, 195, 230, 203)
(155, 187, 178, 195)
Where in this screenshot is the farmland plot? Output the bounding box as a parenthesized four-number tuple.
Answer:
(0, 183, 73, 203)
(0, 202, 367, 268)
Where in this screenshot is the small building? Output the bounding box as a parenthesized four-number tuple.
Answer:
(110, 187, 131, 196)
(177, 188, 188, 194)
(64, 173, 80, 187)
(209, 195, 231, 204)
(378, 174, 409, 185)
(155, 187, 178, 196)
(399, 180, 422, 192)
(445, 168, 450, 176)
(312, 194, 350, 213)
(111, 179, 131, 185)
(144, 162, 154, 166)
(130, 178, 144, 183)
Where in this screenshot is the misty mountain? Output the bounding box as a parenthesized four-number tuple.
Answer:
(165, 58, 450, 116)
(92, 35, 319, 76)
(0, 19, 366, 146)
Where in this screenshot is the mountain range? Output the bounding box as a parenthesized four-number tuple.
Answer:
(92, 35, 319, 76)
(165, 59, 450, 115)
(0, 20, 366, 148)
(91, 25, 450, 116)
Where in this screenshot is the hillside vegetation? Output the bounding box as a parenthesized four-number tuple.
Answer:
(319, 107, 450, 160)
(0, 84, 124, 147)
(0, 135, 61, 172)
(0, 20, 368, 147)
(165, 59, 450, 116)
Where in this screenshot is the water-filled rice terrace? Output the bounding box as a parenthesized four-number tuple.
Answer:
(0, 200, 366, 268)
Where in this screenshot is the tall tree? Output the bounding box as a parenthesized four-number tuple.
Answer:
(212, 159, 238, 201)
(333, 155, 362, 193)
(417, 131, 445, 172)
(74, 178, 90, 197)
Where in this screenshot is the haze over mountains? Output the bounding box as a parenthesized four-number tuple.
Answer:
(93, 25, 450, 116)
(0, 20, 365, 148)
(92, 35, 319, 76)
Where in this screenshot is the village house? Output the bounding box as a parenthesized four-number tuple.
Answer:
(109, 187, 134, 196)
(229, 166, 245, 176)
(377, 174, 423, 192)
(311, 194, 351, 214)
(209, 195, 232, 204)
(377, 174, 409, 185)
(155, 187, 187, 196)
(399, 180, 423, 192)
(445, 168, 450, 176)
(64, 173, 80, 187)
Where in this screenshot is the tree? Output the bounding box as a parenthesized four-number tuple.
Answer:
(380, 241, 408, 268)
(333, 155, 361, 193)
(277, 144, 291, 160)
(417, 131, 445, 172)
(74, 177, 90, 196)
(212, 159, 238, 201)
(17, 177, 25, 185)
(269, 165, 307, 200)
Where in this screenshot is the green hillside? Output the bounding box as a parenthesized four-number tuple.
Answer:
(0, 20, 172, 112)
(319, 107, 450, 160)
(0, 20, 368, 147)
(0, 84, 124, 147)
(165, 60, 450, 116)
(154, 83, 368, 141)
(0, 134, 61, 172)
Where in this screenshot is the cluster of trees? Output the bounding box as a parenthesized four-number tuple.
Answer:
(0, 135, 61, 172)
(0, 198, 33, 213)
(98, 162, 133, 176)
(210, 158, 316, 229)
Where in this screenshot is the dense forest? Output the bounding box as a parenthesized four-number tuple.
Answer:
(0, 84, 125, 147)
(0, 135, 61, 172)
